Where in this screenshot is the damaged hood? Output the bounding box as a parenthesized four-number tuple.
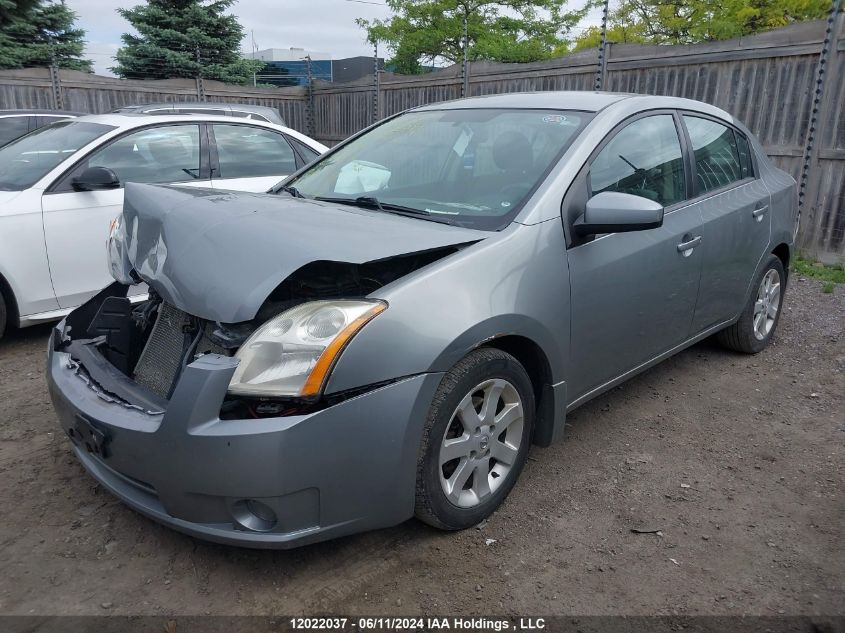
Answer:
(109, 183, 487, 323)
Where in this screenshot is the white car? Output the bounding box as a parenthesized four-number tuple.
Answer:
(0, 113, 327, 338)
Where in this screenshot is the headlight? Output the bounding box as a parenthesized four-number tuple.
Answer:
(227, 300, 386, 398)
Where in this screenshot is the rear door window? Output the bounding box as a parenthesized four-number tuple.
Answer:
(212, 124, 298, 177)
(683, 116, 744, 194)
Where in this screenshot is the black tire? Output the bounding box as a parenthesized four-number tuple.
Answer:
(717, 254, 786, 354)
(415, 348, 535, 530)
(0, 291, 6, 340)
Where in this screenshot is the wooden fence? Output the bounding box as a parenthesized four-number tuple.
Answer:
(0, 67, 309, 132)
(0, 16, 843, 261)
(310, 19, 844, 262)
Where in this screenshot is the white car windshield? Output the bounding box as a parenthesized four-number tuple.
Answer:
(0, 121, 115, 191)
(285, 109, 590, 230)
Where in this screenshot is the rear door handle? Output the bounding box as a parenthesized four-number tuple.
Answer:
(677, 236, 702, 253)
(752, 205, 769, 220)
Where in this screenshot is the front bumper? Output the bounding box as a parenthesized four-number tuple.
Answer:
(47, 323, 442, 548)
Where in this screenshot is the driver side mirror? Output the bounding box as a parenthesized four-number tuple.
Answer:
(574, 191, 664, 237)
(72, 166, 121, 192)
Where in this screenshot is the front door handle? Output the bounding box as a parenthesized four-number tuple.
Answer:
(677, 235, 702, 254)
(752, 205, 769, 221)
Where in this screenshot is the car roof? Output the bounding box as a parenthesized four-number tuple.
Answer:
(113, 102, 283, 122)
(71, 112, 286, 127)
(417, 91, 632, 112)
(62, 112, 327, 151)
(115, 101, 275, 112)
(415, 91, 734, 121)
(0, 109, 85, 116)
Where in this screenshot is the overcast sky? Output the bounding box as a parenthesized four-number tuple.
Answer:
(68, 0, 604, 76)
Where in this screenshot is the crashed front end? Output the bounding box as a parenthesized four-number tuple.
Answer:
(47, 283, 439, 547)
(46, 183, 480, 547)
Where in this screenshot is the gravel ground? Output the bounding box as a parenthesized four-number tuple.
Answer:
(0, 277, 842, 617)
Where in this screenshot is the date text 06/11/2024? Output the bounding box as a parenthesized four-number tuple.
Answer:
(288, 617, 547, 630)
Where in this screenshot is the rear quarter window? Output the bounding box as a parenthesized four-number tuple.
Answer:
(288, 136, 320, 164)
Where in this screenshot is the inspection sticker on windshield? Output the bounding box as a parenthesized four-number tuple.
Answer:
(542, 114, 571, 125)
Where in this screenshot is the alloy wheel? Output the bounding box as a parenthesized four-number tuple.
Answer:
(753, 268, 781, 341)
(438, 378, 525, 508)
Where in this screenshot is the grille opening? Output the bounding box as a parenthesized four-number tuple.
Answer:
(132, 302, 233, 400)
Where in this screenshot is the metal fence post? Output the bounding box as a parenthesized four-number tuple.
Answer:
(372, 41, 380, 125)
(49, 64, 64, 110)
(195, 47, 206, 101)
(461, 10, 470, 97)
(797, 0, 842, 253)
(594, 0, 610, 91)
(305, 55, 316, 138)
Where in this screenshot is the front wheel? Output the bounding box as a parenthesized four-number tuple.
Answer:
(0, 291, 6, 340)
(717, 254, 785, 354)
(415, 348, 535, 530)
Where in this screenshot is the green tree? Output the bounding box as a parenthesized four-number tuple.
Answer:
(575, 0, 831, 48)
(0, 0, 92, 71)
(570, 21, 647, 52)
(113, 0, 262, 84)
(357, 0, 588, 75)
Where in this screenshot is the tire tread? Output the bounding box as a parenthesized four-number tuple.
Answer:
(0, 291, 6, 340)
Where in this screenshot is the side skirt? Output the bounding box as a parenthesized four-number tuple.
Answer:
(565, 318, 734, 413)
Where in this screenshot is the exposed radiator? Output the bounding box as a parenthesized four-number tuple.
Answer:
(133, 303, 190, 399)
(132, 303, 234, 399)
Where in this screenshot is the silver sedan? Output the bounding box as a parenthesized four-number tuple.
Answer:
(48, 92, 797, 547)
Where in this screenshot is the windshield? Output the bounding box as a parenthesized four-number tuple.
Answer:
(0, 121, 115, 191)
(284, 109, 590, 230)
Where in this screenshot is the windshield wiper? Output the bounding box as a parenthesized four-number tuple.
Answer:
(315, 195, 435, 219)
(278, 185, 305, 198)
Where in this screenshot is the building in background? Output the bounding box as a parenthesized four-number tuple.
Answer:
(332, 56, 384, 84)
(247, 48, 332, 86)
(246, 48, 384, 86)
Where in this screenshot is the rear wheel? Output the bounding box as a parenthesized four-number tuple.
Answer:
(415, 348, 534, 530)
(717, 254, 785, 354)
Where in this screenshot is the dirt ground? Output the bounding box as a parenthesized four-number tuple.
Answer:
(0, 277, 842, 617)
